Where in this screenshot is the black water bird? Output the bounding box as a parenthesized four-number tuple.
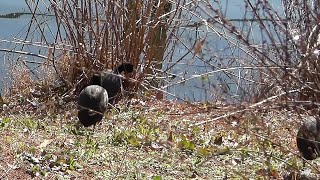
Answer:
(296, 116, 320, 160)
(90, 63, 134, 103)
(77, 85, 108, 127)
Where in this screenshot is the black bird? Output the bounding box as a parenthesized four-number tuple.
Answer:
(90, 63, 134, 103)
(78, 85, 108, 127)
(296, 116, 320, 160)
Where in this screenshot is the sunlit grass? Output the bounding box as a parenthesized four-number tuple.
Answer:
(0, 100, 318, 179)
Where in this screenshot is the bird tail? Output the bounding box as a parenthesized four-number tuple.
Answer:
(114, 63, 134, 74)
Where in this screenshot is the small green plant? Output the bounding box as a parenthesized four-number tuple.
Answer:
(127, 135, 141, 147)
(179, 135, 196, 151)
(18, 118, 37, 130)
(153, 175, 162, 180)
(0, 117, 11, 128)
(197, 147, 212, 157)
(29, 164, 46, 177)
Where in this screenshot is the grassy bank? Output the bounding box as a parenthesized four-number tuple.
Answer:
(0, 99, 318, 179)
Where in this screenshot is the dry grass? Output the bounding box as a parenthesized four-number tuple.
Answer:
(0, 98, 319, 179)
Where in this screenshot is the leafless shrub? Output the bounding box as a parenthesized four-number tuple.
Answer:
(45, 0, 179, 94)
(2, 0, 181, 104)
(158, 0, 320, 109)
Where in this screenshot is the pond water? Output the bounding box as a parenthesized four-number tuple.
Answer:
(0, 0, 36, 90)
(0, 1, 284, 102)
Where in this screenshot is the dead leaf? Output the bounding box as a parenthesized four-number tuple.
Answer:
(38, 139, 53, 149)
(188, 38, 205, 65)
